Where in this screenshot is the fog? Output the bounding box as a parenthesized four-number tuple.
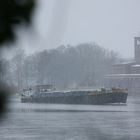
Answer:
(2, 0, 140, 90)
(3, 0, 139, 58)
(1, 1, 140, 140)
(1, 0, 140, 89)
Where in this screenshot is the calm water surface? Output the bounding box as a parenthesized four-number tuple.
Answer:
(0, 96, 140, 140)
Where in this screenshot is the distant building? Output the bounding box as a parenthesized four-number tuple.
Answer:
(104, 36, 140, 95)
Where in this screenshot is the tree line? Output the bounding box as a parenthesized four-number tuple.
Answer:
(3, 42, 119, 91)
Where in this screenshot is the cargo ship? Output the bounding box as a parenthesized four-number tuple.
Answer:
(21, 85, 128, 104)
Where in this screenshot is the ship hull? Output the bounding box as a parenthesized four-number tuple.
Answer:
(21, 92, 128, 105)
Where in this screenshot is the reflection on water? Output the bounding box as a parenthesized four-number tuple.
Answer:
(0, 96, 140, 140)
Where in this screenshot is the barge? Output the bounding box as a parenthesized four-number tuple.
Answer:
(21, 85, 128, 105)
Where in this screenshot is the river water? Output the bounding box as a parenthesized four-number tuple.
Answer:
(0, 96, 140, 140)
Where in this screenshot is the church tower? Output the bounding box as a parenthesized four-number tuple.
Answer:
(134, 36, 140, 63)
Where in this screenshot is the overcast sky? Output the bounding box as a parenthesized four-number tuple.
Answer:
(8, 0, 140, 58)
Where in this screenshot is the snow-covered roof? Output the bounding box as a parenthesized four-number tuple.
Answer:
(131, 64, 140, 67)
(113, 58, 135, 65)
(104, 74, 140, 78)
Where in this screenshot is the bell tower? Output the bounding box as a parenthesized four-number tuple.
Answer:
(134, 36, 140, 63)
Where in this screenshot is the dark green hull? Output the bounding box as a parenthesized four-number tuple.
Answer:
(21, 92, 128, 105)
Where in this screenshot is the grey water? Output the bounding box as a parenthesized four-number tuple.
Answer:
(0, 96, 140, 140)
